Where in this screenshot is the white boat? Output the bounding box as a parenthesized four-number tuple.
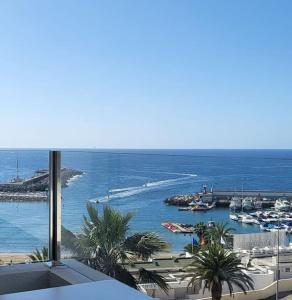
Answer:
(207, 221, 216, 228)
(230, 214, 239, 221)
(282, 217, 292, 222)
(275, 199, 290, 212)
(252, 218, 260, 225)
(262, 217, 278, 223)
(269, 213, 279, 218)
(254, 200, 262, 210)
(255, 211, 264, 218)
(269, 227, 286, 232)
(242, 197, 254, 211)
(241, 215, 255, 224)
(282, 223, 292, 230)
(189, 199, 203, 206)
(229, 197, 242, 210)
(260, 223, 271, 231)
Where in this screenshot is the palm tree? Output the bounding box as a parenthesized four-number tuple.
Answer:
(183, 243, 199, 255)
(124, 232, 169, 261)
(62, 203, 170, 293)
(193, 222, 208, 245)
(138, 267, 169, 297)
(209, 222, 235, 248)
(139, 267, 169, 294)
(29, 246, 48, 262)
(185, 243, 254, 300)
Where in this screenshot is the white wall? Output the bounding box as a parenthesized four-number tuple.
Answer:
(140, 270, 274, 300)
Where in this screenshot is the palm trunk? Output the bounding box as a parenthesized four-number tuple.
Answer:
(211, 284, 222, 300)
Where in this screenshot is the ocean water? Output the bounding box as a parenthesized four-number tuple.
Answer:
(1, 149, 292, 253)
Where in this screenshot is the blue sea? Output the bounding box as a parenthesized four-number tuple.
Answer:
(1, 149, 292, 254)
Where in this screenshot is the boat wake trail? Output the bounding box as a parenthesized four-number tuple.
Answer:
(89, 173, 197, 203)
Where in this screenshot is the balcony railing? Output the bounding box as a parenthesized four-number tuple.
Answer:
(1, 149, 292, 299)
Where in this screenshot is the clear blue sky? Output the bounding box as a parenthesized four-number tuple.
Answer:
(0, 0, 291, 149)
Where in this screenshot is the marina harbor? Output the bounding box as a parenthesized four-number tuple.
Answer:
(164, 185, 292, 208)
(162, 186, 292, 235)
(2, 2, 292, 299)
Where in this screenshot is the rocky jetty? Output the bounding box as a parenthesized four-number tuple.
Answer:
(0, 168, 83, 194)
(164, 193, 199, 206)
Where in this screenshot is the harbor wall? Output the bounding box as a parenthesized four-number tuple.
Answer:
(164, 189, 292, 207)
(213, 190, 292, 198)
(199, 278, 292, 300)
(0, 168, 83, 201)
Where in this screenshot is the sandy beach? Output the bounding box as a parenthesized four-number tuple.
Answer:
(0, 251, 180, 265)
(0, 253, 30, 264)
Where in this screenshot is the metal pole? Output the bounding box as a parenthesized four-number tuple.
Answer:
(49, 151, 61, 262)
(276, 218, 280, 300)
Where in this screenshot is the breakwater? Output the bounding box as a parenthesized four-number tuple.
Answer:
(0, 168, 83, 201)
(0, 192, 48, 201)
(164, 193, 199, 206)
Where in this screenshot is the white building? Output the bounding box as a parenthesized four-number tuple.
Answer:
(139, 267, 274, 300)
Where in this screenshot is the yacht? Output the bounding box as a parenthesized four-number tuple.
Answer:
(251, 218, 260, 225)
(241, 215, 255, 224)
(207, 221, 216, 228)
(282, 221, 292, 232)
(255, 211, 264, 218)
(269, 225, 286, 232)
(242, 197, 254, 211)
(254, 200, 262, 210)
(260, 222, 275, 231)
(230, 213, 239, 221)
(229, 197, 242, 211)
(275, 199, 290, 212)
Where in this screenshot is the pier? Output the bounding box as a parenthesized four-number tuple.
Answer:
(212, 189, 292, 208)
(0, 168, 83, 202)
(164, 188, 292, 208)
(161, 222, 194, 234)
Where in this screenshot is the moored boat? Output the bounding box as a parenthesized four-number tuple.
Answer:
(241, 215, 255, 224)
(275, 198, 290, 212)
(191, 202, 215, 211)
(260, 223, 275, 231)
(242, 197, 254, 211)
(230, 213, 239, 221)
(229, 197, 242, 211)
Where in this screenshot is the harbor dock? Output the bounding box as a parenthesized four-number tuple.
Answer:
(164, 188, 292, 208)
(161, 222, 194, 234)
(212, 189, 292, 208)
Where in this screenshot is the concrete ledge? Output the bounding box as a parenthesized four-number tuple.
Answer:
(60, 259, 111, 282)
(0, 277, 152, 300)
(0, 260, 152, 299)
(199, 278, 292, 300)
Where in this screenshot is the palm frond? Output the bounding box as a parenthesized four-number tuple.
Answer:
(62, 203, 170, 293)
(138, 267, 169, 294)
(29, 247, 48, 262)
(184, 243, 254, 299)
(124, 232, 169, 260)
